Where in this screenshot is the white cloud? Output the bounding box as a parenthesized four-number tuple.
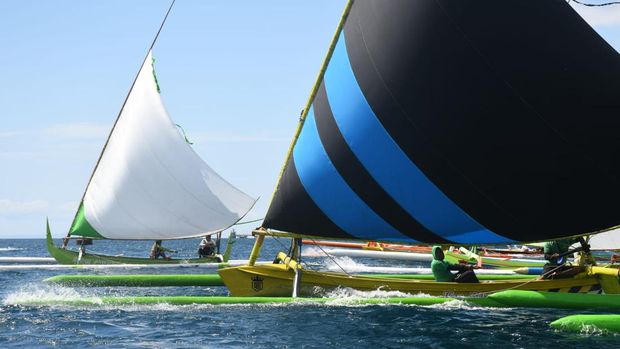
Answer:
(571, 3, 620, 27)
(0, 131, 18, 139)
(43, 122, 109, 140)
(190, 131, 290, 143)
(58, 201, 79, 213)
(0, 199, 49, 216)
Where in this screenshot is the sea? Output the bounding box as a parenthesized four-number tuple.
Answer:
(0, 237, 618, 348)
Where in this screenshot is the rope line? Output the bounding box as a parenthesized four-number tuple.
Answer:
(569, 0, 620, 6)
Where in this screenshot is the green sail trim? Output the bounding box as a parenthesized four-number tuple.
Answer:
(151, 56, 161, 93)
(69, 202, 104, 239)
(175, 124, 194, 145)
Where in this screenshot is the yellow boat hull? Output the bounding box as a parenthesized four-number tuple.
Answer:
(218, 262, 613, 297)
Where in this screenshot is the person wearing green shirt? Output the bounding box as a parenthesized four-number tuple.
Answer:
(543, 238, 580, 266)
(542, 237, 590, 279)
(431, 246, 479, 283)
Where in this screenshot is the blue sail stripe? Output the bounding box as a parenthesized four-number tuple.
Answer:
(293, 108, 415, 242)
(323, 32, 513, 244)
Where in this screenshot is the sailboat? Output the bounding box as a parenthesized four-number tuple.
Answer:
(219, 0, 620, 296)
(47, 2, 256, 265)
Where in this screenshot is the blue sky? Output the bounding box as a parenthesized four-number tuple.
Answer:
(0, 1, 618, 238)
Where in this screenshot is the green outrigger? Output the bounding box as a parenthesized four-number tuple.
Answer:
(46, 222, 235, 265)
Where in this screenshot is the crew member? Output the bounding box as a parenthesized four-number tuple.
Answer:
(150, 240, 175, 260)
(543, 238, 580, 266)
(541, 237, 588, 278)
(198, 235, 217, 258)
(431, 246, 479, 283)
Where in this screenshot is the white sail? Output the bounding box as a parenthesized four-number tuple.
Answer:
(587, 228, 620, 251)
(75, 51, 255, 240)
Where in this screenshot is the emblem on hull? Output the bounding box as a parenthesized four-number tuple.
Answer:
(251, 276, 264, 292)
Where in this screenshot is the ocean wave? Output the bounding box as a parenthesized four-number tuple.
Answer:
(3, 285, 100, 306)
(0, 247, 25, 252)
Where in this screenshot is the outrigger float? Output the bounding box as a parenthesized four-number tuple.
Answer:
(551, 314, 620, 333)
(11, 290, 620, 311)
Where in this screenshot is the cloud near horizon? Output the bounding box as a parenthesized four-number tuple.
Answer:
(571, 3, 620, 27)
(189, 131, 290, 144)
(0, 199, 77, 217)
(43, 122, 110, 140)
(0, 199, 49, 216)
(0, 122, 109, 142)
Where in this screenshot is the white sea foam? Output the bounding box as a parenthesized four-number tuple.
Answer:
(323, 256, 367, 272)
(0, 247, 25, 252)
(3, 285, 100, 306)
(301, 246, 324, 257)
(578, 324, 607, 336)
(325, 286, 417, 299)
(426, 299, 513, 312)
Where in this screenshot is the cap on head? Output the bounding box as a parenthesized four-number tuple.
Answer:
(432, 246, 444, 261)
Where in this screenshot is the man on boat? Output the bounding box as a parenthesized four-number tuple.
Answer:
(431, 246, 479, 283)
(150, 240, 175, 260)
(198, 235, 217, 258)
(544, 238, 579, 265)
(541, 237, 589, 278)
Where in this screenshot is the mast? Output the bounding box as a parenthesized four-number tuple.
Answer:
(65, 0, 176, 243)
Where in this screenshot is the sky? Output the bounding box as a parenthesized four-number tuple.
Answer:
(0, 1, 619, 239)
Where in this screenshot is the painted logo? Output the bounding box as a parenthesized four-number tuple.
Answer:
(251, 276, 264, 292)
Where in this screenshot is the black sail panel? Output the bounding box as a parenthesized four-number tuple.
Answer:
(263, 157, 354, 239)
(264, 0, 620, 244)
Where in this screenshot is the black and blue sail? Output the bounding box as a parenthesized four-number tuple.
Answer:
(263, 0, 620, 244)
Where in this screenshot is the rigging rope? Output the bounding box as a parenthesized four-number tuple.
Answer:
(469, 264, 581, 298)
(310, 239, 352, 276)
(233, 218, 264, 226)
(569, 0, 620, 6)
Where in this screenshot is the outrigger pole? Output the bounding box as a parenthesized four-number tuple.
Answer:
(64, 0, 176, 246)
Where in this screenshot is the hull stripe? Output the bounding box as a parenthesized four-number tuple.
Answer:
(568, 286, 582, 293)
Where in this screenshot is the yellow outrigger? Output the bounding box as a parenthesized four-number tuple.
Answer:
(218, 231, 620, 297)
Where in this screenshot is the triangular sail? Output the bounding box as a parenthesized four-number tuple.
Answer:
(262, 0, 620, 244)
(70, 51, 255, 240)
(588, 228, 620, 251)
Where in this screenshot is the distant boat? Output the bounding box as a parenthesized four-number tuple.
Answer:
(47, 3, 256, 264)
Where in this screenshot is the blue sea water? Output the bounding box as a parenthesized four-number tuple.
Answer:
(0, 238, 619, 348)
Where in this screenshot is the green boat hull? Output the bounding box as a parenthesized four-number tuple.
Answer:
(46, 221, 234, 265)
(487, 290, 620, 309)
(44, 273, 535, 287)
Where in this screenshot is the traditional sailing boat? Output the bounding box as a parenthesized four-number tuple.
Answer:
(219, 0, 620, 296)
(47, 2, 256, 264)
